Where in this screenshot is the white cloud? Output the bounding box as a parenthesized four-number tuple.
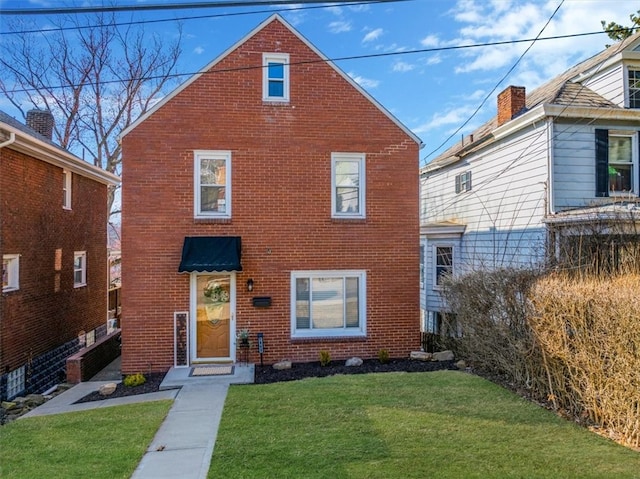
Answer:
(425, 54, 443, 65)
(412, 105, 478, 134)
(193, 46, 204, 55)
(362, 28, 383, 43)
(393, 61, 415, 72)
(420, 34, 440, 48)
(328, 21, 351, 34)
(348, 72, 380, 89)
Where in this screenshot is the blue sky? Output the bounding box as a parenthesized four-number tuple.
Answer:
(0, 0, 635, 164)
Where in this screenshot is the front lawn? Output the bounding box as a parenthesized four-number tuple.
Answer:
(0, 400, 172, 479)
(210, 371, 640, 478)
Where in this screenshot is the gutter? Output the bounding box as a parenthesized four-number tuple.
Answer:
(0, 131, 16, 149)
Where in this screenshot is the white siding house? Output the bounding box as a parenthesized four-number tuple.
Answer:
(420, 32, 640, 330)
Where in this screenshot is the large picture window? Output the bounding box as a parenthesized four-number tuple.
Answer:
(194, 150, 231, 218)
(331, 153, 365, 218)
(263, 53, 289, 102)
(291, 270, 366, 338)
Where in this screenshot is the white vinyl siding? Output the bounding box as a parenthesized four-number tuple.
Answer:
(194, 150, 231, 218)
(582, 63, 625, 107)
(331, 153, 365, 218)
(263, 53, 289, 102)
(291, 270, 366, 338)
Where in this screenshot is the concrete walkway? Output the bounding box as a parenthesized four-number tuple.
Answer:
(23, 357, 254, 479)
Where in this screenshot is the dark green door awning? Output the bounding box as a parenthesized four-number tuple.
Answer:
(178, 236, 242, 273)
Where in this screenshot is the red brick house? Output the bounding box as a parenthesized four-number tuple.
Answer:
(120, 15, 422, 373)
(0, 110, 119, 400)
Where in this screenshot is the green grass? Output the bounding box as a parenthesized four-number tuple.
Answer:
(0, 400, 172, 479)
(209, 371, 640, 478)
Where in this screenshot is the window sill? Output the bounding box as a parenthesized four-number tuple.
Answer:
(330, 217, 367, 224)
(74, 283, 87, 289)
(2, 287, 19, 293)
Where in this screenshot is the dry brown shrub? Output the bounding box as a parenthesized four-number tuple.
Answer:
(530, 274, 640, 447)
(441, 268, 548, 394)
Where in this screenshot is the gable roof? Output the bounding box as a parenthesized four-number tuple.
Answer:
(120, 14, 422, 147)
(424, 31, 640, 173)
(0, 110, 120, 186)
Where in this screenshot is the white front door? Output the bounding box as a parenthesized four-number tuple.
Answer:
(190, 273, 236, 363)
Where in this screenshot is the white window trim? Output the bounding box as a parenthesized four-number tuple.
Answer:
(262, 53, 290, 102)
(3, 254, 20, 292)
(331, 152, 366, 219)
(194, 150, 232, 219)
(74, 251, 87, 288)
(432, 244, 454, 291)
(63, 169, 72, 210)
(608, 131, 638, 196)
(626, 66, 640, 109)
(290, 270, 367, 339)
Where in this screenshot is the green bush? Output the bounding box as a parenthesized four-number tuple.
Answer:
(378, 349, 390, 364)
(123, 373, 146, 387)
(319, 350, 331, 367)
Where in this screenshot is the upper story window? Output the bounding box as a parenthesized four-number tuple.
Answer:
(73, 251, 87, 287)
(2, 254, 20, 292)
(331, 153, 366, 218)
(263, 53, 289, 102)
(455, 171, 472, 193)
(63, 169, 72, 209)
(291, 270, 366, 339)
(434, 245, 453, 289)
(595, 129, 638, 197)
(628, 68, 640, 109)
(194, 150, 231, 218)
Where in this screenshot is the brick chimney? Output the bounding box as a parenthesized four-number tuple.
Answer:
(26, 109, 54, 140)
(497, 86, 526, 127)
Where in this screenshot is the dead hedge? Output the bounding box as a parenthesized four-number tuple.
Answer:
(442, 270, 640, 448)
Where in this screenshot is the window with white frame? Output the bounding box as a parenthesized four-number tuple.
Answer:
(73, 251, 87, 287)
(608, 132, 636, 194)
(332, 153, 365, 218)
(455, 171, 472, 193)
(2, 254, 20, 292)
(419, 245, 425, 290)
(263, 53, 289, 102)
(628, 68, 640, 109)
(291, 270, 366, 338)
(433, 245, 453, 289)
(194, 150, 231, 218)
(63, 169, 72, 209)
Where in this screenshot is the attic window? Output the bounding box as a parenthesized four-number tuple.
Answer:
(263, 53, 289, 102)
(628, 68, 640, 109)
(455, 171, 472, 193)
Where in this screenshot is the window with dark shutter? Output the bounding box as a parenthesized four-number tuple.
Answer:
(595, 129, 609, 197)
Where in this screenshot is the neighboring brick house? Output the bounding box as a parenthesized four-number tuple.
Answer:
(120, 14, 423, 373)
(0, 110, 119, 400)
(419, 32, 640, 333)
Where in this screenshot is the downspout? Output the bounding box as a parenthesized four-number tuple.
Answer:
(0, 132, 16, 149)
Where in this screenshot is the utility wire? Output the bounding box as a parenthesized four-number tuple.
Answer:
(1, 0, 399, 15)
(3, 29, 617, 95)
(421, 0, 564, 163)
(1, 0, 400, 35)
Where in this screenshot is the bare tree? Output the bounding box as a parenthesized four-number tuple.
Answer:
(0, 13, 183, 217)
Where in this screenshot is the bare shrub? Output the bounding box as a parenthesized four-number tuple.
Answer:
(530, 275, 640, 447)
(441, 268, 547, 393)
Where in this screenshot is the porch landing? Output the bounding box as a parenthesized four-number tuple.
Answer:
(160, 363, 254, 390)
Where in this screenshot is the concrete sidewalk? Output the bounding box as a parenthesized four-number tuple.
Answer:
(23, 358, 255, 479)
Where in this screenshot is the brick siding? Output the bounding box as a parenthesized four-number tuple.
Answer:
(121, 18, 420, 373)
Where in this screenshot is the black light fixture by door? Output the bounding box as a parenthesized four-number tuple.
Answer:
(246, 278, 254, 292)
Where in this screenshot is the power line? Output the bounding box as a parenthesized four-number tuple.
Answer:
(1, 0, 397, 15)
(2, 29, 616, 95)
(1, 0, 398, 35)
(421, 0, 564, 162)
